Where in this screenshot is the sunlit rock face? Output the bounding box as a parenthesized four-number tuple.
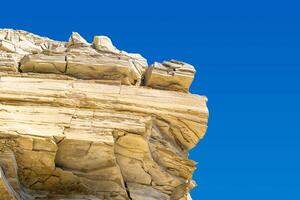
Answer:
(0, 29, 208, 200)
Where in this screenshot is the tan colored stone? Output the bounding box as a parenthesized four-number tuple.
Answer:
(0, 167, 21, 200)
(66, 54, 142, 84)
(0, 29, 209, 200)
(0, 54, 17, 72)
(145, 60, 196, 92)
(127, 183, 170, 200)
(20, 54, 67, 73)
(0, 151, 21, 194)
(0, 40, 15, 52)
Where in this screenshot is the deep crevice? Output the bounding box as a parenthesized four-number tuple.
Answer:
(123, 181, 133, 200)
(64, 55, 68, 73)
(114, 136, 133, 200)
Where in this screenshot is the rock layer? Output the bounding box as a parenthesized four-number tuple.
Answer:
(0, 29, 208, 200)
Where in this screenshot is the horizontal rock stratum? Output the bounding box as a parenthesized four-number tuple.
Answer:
(0, 29, 209, 200)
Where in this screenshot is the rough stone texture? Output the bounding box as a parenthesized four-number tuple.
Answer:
(0, 29, 209, 200)
(144, 60, 196, 92)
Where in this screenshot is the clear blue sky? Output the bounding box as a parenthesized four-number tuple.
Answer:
(2, 0, 300, 199)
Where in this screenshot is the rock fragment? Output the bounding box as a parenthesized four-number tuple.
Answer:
(93, 35, 119, 53)
(145, 60, 196, 92)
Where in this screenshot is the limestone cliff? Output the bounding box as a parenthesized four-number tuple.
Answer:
(0, 29, 208, 200)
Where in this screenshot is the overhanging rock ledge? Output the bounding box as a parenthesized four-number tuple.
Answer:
(0, 29, 209, 200)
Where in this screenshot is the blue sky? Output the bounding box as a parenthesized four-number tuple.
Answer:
(1, 0, 300, 199)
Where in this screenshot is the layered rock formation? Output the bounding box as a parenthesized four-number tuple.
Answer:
(0, 29, 208, 200)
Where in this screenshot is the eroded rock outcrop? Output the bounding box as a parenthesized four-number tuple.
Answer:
(0, 29, 208, 200)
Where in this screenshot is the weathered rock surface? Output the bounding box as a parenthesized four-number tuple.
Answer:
(0, 29, 209, 200)
(145, 60, 196, 92)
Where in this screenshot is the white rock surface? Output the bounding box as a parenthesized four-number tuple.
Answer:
(93, 36, 119, 54)
(66, 32, 90, 48)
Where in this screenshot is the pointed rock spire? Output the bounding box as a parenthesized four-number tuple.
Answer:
(66, 32, 89, 48)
